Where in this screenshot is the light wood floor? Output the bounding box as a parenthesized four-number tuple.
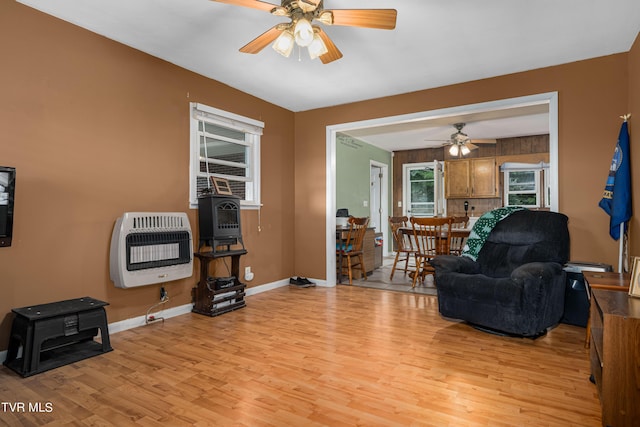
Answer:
(0, 286, 601, 426)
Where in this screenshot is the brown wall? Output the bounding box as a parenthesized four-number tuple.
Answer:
(295, 53, 631, 279)
(0, 3, 295, 349)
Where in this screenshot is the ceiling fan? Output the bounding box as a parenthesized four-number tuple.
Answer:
(426, 123, 496, 157)
(211, 0, 397, 64)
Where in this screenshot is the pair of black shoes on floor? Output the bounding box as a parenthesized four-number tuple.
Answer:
(289, 277, 315, 287)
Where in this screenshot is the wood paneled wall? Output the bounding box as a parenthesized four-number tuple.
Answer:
(496, 134, 550, 156)
(392, 135, 550, 217)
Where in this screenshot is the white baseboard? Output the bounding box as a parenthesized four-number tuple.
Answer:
(106, 303, 194, 334)
(0, 277, 316, 364)
(245, 278, 290, 296)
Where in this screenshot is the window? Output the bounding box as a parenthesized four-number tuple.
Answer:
(189, 103, 263, 209)
(504, 170, 540, 207)
(501, 162, 549, 208)
(403, 162, 445, 217)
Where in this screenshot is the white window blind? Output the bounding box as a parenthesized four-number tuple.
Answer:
(500, 161, 549, 172)
(189, 103, 264, 209)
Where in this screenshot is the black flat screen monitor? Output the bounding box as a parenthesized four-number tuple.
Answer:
(0, 166, 16, 247)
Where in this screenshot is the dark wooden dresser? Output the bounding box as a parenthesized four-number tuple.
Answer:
(589, 289, 640, 426)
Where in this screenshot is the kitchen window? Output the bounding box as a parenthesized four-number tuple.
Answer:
(189, 103, 264, 209)
(501, 162, 549, 208)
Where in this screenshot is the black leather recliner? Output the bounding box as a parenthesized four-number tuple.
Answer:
(430, 210, 570, 337)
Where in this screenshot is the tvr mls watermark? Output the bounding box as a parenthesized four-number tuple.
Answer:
(1, 402, 53, 413)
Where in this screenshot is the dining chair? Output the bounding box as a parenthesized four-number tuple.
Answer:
(388, 216, 417, 280)
(449, 215, 470, 256)
(336, 216, 370, 285)
(410, 216, 454, 287)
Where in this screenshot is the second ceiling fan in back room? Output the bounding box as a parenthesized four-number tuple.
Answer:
(211, 0, 397, 63)
(426, 123, 497, 157)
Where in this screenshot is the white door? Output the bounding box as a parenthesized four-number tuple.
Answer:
(370, 165, 383, 231)
(403, 161, 445, 217)
(369, 161, 389, 255)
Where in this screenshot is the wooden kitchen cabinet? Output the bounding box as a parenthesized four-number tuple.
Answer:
(471, 158, 498, 197)
(445, 157, 498, 198)
(445, 159, 470, 198)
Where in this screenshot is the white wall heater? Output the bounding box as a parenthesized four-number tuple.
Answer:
(110, 212, 193, 289)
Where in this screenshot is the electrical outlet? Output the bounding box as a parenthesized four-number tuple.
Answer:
(244, 266, 254, 282)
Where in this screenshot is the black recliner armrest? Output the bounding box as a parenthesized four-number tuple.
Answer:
(430, 255, 480, 275)
(510, 262, 564, 285)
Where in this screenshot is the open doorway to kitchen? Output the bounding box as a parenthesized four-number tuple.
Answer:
(326, 92, 559, 287)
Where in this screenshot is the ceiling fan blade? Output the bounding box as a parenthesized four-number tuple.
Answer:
(210, 0, 277, 13)
(317, 29, 343, 64)
(328, 9, 397, 29)
(470, 139, 497, 144)
(239, 26, 282, 54)
(465, 143, 479, 150)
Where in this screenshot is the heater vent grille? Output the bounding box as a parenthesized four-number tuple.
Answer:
(110, 212, 193, 289)
(130, 214, 186, 230)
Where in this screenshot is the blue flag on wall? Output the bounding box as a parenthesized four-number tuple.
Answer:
(599, 120, 632, 240)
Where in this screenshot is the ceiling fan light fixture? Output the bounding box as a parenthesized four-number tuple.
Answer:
(449, 144, 459, 156)
(316, 10, 333, 25)
(294, 18, 314, 47)
(452, 133, 467, 144)
(460, 144, 471, 156)
(307, 33, 328, 59)
(272, 30, 295, 57)
(298, 0, 319, 13)
(270, 6, 288, 17)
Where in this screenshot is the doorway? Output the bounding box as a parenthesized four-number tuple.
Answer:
(402, 161, 445, 217)
(369, 160, 389, 226)
(325, 92, 559, 286)
(369, 161, 389, 255)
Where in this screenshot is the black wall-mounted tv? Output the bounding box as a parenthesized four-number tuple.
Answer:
(0, 166, 16, 247)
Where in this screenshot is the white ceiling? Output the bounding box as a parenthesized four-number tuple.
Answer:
(341, 104, 551, 151)
(17, 0, 640, 150)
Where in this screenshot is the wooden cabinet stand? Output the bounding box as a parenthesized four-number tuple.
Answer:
(349, 229, 383, 279)
(4, 297, 112, 377)
(193, 250, 247, 317)
(589, 289, 640, 426)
